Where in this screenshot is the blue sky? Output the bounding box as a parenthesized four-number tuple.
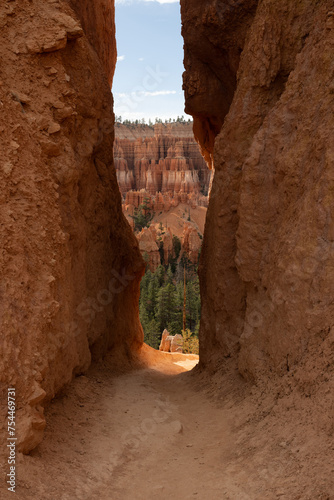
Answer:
(113, 0, 187, 122)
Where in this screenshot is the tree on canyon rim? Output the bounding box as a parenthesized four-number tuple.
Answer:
(131, 197, 153, 231)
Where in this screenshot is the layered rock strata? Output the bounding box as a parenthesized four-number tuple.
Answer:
(114, 122, 211, 211)
(115, 122, 207, 270)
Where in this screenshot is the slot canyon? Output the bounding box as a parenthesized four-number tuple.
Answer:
(0, 0, 333, 499)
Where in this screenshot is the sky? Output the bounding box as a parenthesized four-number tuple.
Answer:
(113, 0, 187, 122)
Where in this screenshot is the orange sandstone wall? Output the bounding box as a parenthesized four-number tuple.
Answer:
(70, 0, 117, 86)
(181, 0, 258, 168)
(0, 0, 144, 453)
(182, 0, 334, 380)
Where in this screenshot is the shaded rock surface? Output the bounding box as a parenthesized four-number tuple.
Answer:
(181, 0, 258, 168)
(182, 0, 334, 383)
(0, 0, 144, 453)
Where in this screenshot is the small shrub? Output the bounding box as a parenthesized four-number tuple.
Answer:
(182, 329, 199, 355)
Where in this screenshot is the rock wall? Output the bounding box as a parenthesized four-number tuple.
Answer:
(182, 0, 334, 380)
(0, 0, 144, 453)
(181, 0, 258, 168)
(69, 0, 117, 85)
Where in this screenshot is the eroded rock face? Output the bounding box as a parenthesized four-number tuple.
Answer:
(116, 122, 208, 270)
(114, 122, 211, 206)
(182, 224, 202, 265)
(69, 0, 117, 85)
(159, 329, 172, 352)
(0, 0, 144, 453)
(137, 227, 161, 272)
(159, 330, 184, 353)
(182, 0, 334, 380)
(170, 334, 184, 354)
(181, 0, 258, 168)
(136, 222, 202, 272)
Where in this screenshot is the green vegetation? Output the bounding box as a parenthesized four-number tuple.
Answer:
(139, 260, 200, 351)
(181, 329, 199, 355)
(115, 116, 192, 126)
(130, 197, 153, 232)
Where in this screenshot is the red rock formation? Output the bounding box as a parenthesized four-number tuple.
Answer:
(159, 330, 184, 353)
(159, 329, 172, 352)
(70, 0, 117, 85)
(137, 227, 161, 272)
(182, 224, 202, 265)
(116, 123, 210, 268)
(115, 122, 211, 208)
(181, 0, 258, 169)
(135, 220, 203, 271)
(0, 0, 144, 453)
(170, 335, 184, 354)
(136, 225, 176, 271)
(182, 0, 334, 382)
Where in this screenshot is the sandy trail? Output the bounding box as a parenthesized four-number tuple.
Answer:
(2, 351, 333, 500)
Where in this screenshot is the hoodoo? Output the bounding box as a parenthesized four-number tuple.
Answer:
(115, 121, 210, 205)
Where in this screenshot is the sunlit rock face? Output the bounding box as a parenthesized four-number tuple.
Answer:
(115, 123, 208, 271)
(182, 0, 334, 381)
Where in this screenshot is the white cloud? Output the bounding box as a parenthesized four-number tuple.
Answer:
(117, 55, 125, 62)
(138, 57, 144, 61)
(142, 90, 177, 97)
(115, 90, 177, 98)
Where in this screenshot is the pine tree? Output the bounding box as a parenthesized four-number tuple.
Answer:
(138, 255, 201, 348)
(147, 273, 159, 319)
(130, 198, 153, 231)
(144, 318, 161, 349)
(166, 265, 174, 285)
(186, 278, 200, 332)
(155, 265, 165, 287)
(156, 282, 176, 332)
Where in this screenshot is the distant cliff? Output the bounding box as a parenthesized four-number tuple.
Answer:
(114, 122, 211, 210)
(114, 122, 209, 270)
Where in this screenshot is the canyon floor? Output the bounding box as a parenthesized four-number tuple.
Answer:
(2, 349, 333, 500)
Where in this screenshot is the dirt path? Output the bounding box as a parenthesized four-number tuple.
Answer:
(2, 351, 333, 500)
